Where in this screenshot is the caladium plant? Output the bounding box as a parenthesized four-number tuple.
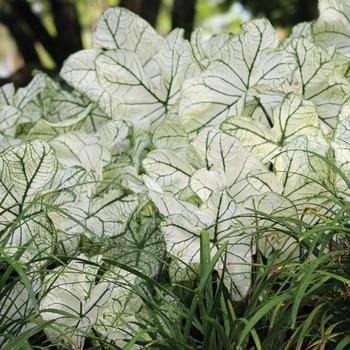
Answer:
(1, 0, 350, 347)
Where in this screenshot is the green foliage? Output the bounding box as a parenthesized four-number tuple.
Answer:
(224, 0, 319, 27)
(1, 1, 350, 348)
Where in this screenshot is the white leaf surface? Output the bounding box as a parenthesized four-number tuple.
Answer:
(40, 256, 111, 349)
(180, 19, 291, 132)
(92, 7, 164, 65)
(50, 132, 111, 175)
(191, 127, 282, 202)
(312, 0, 350, 57)
(284, 37, 350, 128)
(0, 140, 57, 206)
(244, 192, 299, 261)
(222, 94, 327, 162)
(143, 149, 195, 193)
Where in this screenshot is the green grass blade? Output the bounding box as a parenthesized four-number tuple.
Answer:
(291, 254, 331, 328)
(3, 321, 55, 350)
(237, 293, 291, 348)
(183, 239, 228, 343)
(335, 336, 350, 350)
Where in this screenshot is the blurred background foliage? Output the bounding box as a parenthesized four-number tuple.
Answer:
(0, 0, 318, 86)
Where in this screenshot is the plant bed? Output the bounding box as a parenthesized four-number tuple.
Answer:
(1, 1, 350, 349)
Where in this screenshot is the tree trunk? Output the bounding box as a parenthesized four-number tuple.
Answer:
(50, 0, 83, 66)
(119, 0, 143, 14)
(140, 0, 162, 27)
(9, 0, 57, 63)
(172, 0, 196, 39)
(304, 0, 319, 21)
(2, 0, 83, 68)
(120, 0, 162, 27)
(0, 12, 40, 67)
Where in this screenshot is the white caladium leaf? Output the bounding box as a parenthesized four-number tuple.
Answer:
(0, 140, 57, 264)
(190, 29, 234, 68)
(0, 136, 21, 152)
(92, 7, 164, 65)
(272, 136, 332, 203)
(130, 130, 153, 170)
(43, 187, 82, 256)
(86, 191, 139, 239)
(189, 29, 210, 69)
(50, 186, 138, 240)
(0, 140, 57, 214)
(40, 85, 88, 124)
(331, 102, 350, 198)
(244, 192, 299, 261)
(143, 149, 195, 194)
(97, 120, 130, 156)
(0, 274, 41, 347)
(146, 29, 200, 101)
(0, 105, 20, 138)
(144, 177, 212, 272)
(48, 168, 97, 237)
(241, 87, 285, 128)
(290, 22, 312, 40)
(40, 255, 111, 349)
(28, 113, 88, 141)
(152, 112, 189, 151)
(180, 19, 291, 133)
(312, 0, 350, 57)
(0, 83, 15, 105)
(6, 186, 76, 260)
(190, 168, 226, 202)
(144, 176, 251, 299)
(60, 48, 111, 113)
(103, 207, 166, 277)
(144, 176, 213, 232)
(222, 94, 327, 163)
(0, 75, 48, 138)
(2, 216, 56, 266)
(222, 117, 276, 162)
(31, 72, 110, 133)
(205, 190, 252, 299)
(13, 73, 48, 124)
(63, 18, 198, 132)
(284, 38, 350, 128)
(204, 190, 238, 242)
(95, 49, 167, 130)
(284, 38, 335, 94)
(95, 270, 147, 347)
(99, 159, 144, 194)
(50, 132, 111, 175)
(191, 128, 282, 202)
(51, 166, 97, 198)
(94, 31, 199, 131)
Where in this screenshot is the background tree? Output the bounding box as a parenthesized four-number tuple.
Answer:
(119, 0, 161, 27)
(223, 0, 319, 27)
(0, 0, 82, 70)
(171, 0, 196, 38)
(0, 0, 198, 85)
(0, 0, 320, 87)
